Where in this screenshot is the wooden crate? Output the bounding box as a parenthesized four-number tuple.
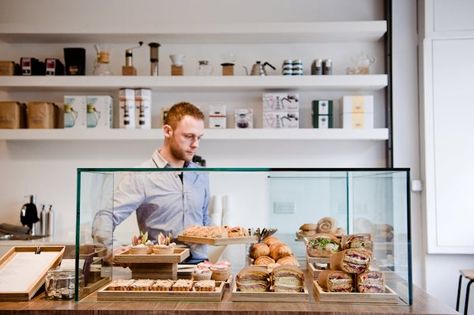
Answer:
(307, 261, 329, 279)
(97, 280, 225, 302)
(231, 281, 309, 302)
(0, 246, 65, 301)
(114, 247, 189, 264)
(177, 234, 257, 245)
(312, 280, 399, 304)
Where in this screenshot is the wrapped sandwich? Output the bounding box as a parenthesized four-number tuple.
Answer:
(236, 266, 270, 292)
(271, 265, 304, 293)
(356, 271, 385, 293)
(330, 248, 372, 274)
(306, 233, 340, 257)
(341, 233, 373, 251)
(316, 217, 337, 234)
(317, 270, 353, 292)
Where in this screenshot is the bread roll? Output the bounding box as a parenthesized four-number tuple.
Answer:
(269, 243, 292, 260)
(299, 223, 317, 231)
(254, 256, 275, 266)
(249, 243, 270, 259)
(276, 255, 298, 266)
(316, 217, 336, 234)
(262, 236, 281, 247)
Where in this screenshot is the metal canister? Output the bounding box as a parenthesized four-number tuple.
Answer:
(323, 59, 333, 75)
(311, 59, 323, 75)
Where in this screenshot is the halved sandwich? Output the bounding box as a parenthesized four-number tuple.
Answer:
(356, 271, 385, 293)
(236, 266, 270, 292)
(271, 265, 304, 293)
(341, 233, 373, 251)
(330, 248, 372, 274)
(317, 270, 353, 292)
(306, 233, 340, 257)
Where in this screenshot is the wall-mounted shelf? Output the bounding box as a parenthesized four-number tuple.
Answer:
(0, 75, 388, 92)
(0, 128, 389, 141)
(0, 21, 387, 44)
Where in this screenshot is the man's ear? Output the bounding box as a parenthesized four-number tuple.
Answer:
(163, 124, 173, 138)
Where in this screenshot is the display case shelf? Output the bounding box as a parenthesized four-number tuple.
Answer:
(0, 128, 389, 141)
(0, 21, 387, 44)
(0, 75, 388, 92)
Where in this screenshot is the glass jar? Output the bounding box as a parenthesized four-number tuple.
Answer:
(197, 60, 213, 76)
(45, 269, 84, 300)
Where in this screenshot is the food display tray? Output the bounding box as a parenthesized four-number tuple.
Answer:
(177, 235, 257, 245)
(0, 246, 65, 301)
(312, 280, 399, 304)
(307, 261, 329, 279)
(306, 255, 330, 265)
(231, 281, 309, 302)
(97, 280, 225, 302)
(114, 248, 189, 264)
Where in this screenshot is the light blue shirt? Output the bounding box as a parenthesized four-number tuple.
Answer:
(92, 150, 210, 259)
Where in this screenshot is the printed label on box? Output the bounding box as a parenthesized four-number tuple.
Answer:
(263, 93, 299, 112)
(263, 111, 299, 128)
(342, 112, 373, 129)
(342, 95, 374, 113)
(64, 96, 86, 129)
(86, 96, 113, 129)
(119, 99, 135, 129)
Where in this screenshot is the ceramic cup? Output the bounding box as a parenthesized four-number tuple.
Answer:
(169, 54, 185, 66)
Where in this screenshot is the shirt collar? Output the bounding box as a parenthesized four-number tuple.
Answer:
(152, 149, 190, 168)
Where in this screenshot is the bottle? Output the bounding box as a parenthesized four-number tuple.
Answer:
(20, 194, 39, 233)
(46, 204, 54, 236)
(40, 205, 47, 235)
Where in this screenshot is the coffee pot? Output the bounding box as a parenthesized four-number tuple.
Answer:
(244, 61, 276, 76)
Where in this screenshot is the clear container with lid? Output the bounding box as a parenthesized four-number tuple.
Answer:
(45, 268, 84, 300)
(197, 60, 213, 76)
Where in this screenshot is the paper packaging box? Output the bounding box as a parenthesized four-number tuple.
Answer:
(343, 113, 373, 129)
(64, 96, 86, 129)
(119, 88, 135, 129)
(312, 100, 333, 116)
(0, 101, 26, 129)
(86, 96, 113, 129)
(27, 102, 59, 129)
(135, 89, 151, 129)
(262, 93, 299, 112)
(235, 108, 253, 129)
(263, 111, 299, 128)
(342, 95, 374, 113)
(312, 114, 333, 129)
(209, 105, 226, 129)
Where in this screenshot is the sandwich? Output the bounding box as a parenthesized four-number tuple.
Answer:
(236, 266, 270, 292)
(356, 271, 385, 293)
(298, 223, 318, 237)
(271, 265, 304, 293)
(330, 248, 372, 274)
(317, 270, 353, 292)
(306, 233, 340, 257)
(341, 233, 373, 251)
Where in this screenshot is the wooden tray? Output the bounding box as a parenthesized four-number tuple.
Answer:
(97, 280, 225, 301)
(231, 281, 309, 302)
(114, 248, 189, 264)
(0, 246, 65, 301)
(307, 261, 329, 279)
(306, 255, 330, 265)
(178, 234, 257, 245)
(312, 280, 399, 304)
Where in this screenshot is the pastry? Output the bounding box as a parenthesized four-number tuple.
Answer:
(269, 243, 293, 260)
(262, 236, 281, 247)
(182, 225, 228, 238)
(316, 217, 337, 234)
(130, 279, 155, 291)
(172, 279, 193, 291)
(317, 270, 353, 292)
(226, 226, 248, 237)
(341, 233, 373, 251)
(356, 271, 385, 293)
(330, 248, 372, 274)
(276, 255, 298, 266)
(299, 223, 318, 231)
(192, 266, 212, 281)
(129, 231, 153, 254)
(249, 243, 270, 259)
(236, 266, 270, 292)
(271, 265, 304, 293)
(210, 265, 230, 281)
(107, 279, 135, 291)
(254, 256, 275, 266)
(193, 280, 216, 292)
(151, 279, 174, 291)
(306, 233, 340, 257)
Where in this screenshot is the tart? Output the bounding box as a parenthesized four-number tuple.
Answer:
(130, 279, 155, 291)
(151, 279, 174, 291)
(193, 280, 216, 291)
(172, 279, 193, 291)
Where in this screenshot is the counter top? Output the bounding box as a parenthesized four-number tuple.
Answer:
(0, 274, 457, 315)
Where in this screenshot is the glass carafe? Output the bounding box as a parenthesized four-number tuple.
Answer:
(93, 45, 113, 76)
(64, 104, 78, 128)
(87, 104, 101, 128)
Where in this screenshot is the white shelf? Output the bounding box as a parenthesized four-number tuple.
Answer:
(0, 75, 388, 92)
(0, 128, 389, 141)
(0, 21, 387, 44)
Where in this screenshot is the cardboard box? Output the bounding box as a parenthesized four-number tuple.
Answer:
(263, 111, 299, 128)
(209, 105, 226, 129)
(64, 96, 86, 129)
(0, 61, 16, 76)
(263, 93, 299, 112)
(0, 102, 26, 129)
(86, 96, 113, 128)
(342, 112, 373, 129)
(135, 89, 151, 129)
(312, 114, 333, 129)
(27, 102, 59, 129)
(119, 88, 135, 129)
(342, 95, 374, 113)
(312, 100, 333, 116)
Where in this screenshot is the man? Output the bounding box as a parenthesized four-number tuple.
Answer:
(92, 102, 209, 262)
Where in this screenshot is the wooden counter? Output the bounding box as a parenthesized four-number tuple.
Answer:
(0, 273, 457, 315)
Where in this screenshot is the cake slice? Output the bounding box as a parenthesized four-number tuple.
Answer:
(172, 279, 193, 291)
(151, 279, 174, 291)
(193, 280, 216, 292)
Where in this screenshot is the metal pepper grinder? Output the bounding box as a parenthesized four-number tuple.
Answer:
(148, 42, 161, 76)
(122, 41, 143, 76)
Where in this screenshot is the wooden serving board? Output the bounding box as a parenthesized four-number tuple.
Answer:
(114, 248, 189, 264)
(312, 280, 399, 304)
(0, 246, 65, 301)
(306, 255, 330, 265)
(97, 281, 225, 302)
(307, 262, 328, 279)
(177, 234, 257, 245)
(231, 281, 309, 302)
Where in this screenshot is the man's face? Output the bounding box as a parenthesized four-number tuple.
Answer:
(167, 116, 204, 162)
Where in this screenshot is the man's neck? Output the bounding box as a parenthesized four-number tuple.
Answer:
(159, 147, 185, 168)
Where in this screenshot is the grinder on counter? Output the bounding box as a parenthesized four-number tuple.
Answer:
(20, 194, 39, 233)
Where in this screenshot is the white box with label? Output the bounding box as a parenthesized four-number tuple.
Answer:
(86, 96, 113, 129)
(342, 95, 374, 113)
(119, 88, 135, 129)
(342, 112, 374, 129)
(63, 96, 86, 129)
(263, 111, 299, 128)
(135, 88, 152, 129)
(262, 93, 299, 112)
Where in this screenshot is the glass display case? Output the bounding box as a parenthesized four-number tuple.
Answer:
(75, 168, 411, 304)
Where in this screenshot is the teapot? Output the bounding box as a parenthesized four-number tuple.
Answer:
(244, 61, 276, 76)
